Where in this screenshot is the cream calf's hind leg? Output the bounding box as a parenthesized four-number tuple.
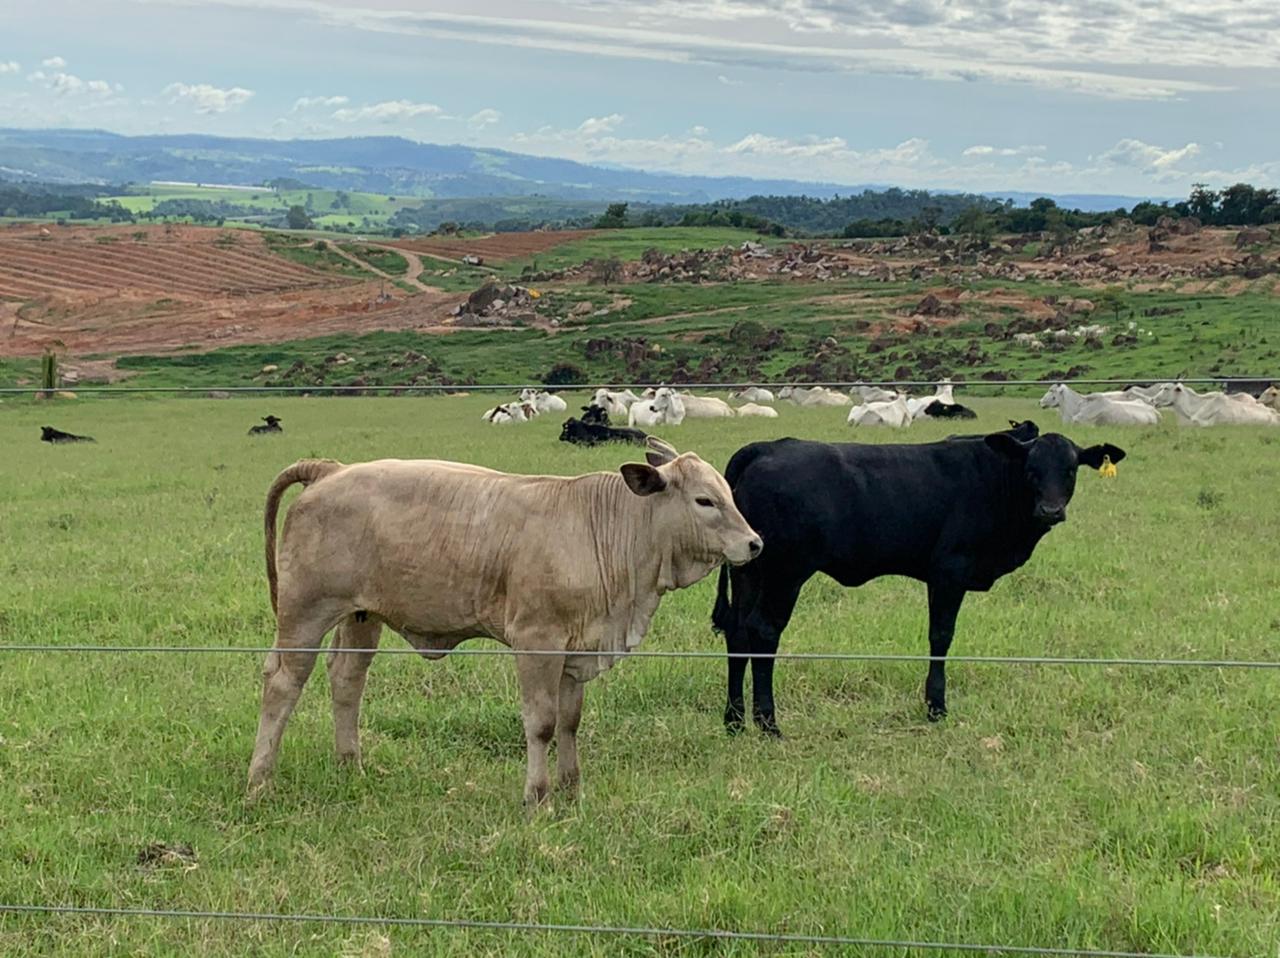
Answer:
(556, 672, 585, 797)
(327, 614, 382, 768)
(247, 602, 343, 794)
(515, 650, 565, 809)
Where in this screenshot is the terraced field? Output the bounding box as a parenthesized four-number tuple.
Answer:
(0, 228, 341, 301)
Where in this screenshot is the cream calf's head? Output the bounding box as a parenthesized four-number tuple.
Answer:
(619, 437, 762, 581)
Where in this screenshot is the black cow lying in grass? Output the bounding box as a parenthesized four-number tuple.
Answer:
(921, 399, 978, 420)
(712, 422, 1123, 734)
(559, 414, 647, 446)
(40, 426, 94, 444)
(248, 415, 283, 436)
(579, 404, 610, 425)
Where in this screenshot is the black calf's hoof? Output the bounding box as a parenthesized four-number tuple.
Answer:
(724, 704, 746, 736)
(754, 715, 784, 739)
(926, 704, 947, 722)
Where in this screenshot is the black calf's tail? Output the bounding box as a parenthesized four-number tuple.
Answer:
(711, 565, 732, 635)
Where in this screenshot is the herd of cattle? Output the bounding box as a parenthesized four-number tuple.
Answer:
(480, 381, 1280, 445)
(251, 406, 1136, 807)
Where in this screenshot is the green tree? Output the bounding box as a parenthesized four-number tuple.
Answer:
(595, 202, 629, 229)
(1095, 286, 1125, 324)
(286, 206, 313, 230)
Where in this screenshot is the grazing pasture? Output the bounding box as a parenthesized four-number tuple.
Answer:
(1, 395, 1278, 956)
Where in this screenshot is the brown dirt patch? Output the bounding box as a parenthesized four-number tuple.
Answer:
(388, 230, 601, 264)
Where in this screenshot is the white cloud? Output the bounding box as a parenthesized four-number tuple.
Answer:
(331, 99, 446, 122)
(1097, 138, 1201, 176)
(717, 74, 742, 86)
(163, 81, 254, 113)
(0, 61, 20, 75)
(727, 133, 850, 158)
(576, 113, 623, 135)
(176, 0, 1232, 101)
(468, 108, 502, 129)
(963, 144, 1046, 158)
(690, 125, 709, 136)
(41, 56, 66, 69)
(292, 94, 348, 111)
(28, 68, 118, 98)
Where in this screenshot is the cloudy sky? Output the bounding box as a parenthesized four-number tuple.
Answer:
(2, 0, 1278, 196)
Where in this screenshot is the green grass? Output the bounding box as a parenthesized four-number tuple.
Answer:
(338, 243, 410, 276)
(0, 396, 1278, 955)
(501, 227, 781, 278)
(260, 233, 375, 279)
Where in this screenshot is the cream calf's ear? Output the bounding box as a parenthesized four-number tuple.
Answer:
(645, 435, 678, 467)
(621, 462, 668, 496)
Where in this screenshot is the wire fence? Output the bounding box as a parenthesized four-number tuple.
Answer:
(0, 643, 1259, 956)
(1, 643, 1278, 670)
(2, 376, 1277, 396)
(0, 904, 1230, 958)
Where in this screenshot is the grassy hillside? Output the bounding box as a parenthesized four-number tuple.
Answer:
(79, 281, 1276, 391)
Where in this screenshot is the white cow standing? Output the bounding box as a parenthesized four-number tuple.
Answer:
(1151, 382, 1280, 426)
(848, 394, 912, 427)
(1038, 384, 1161, 426)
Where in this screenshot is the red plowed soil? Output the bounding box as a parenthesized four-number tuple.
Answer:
(0, 224, 460, 358)
(388, 230, 600, 263)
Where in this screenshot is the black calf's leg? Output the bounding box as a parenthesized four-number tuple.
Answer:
(746, 582, 803, 737)
(724, 635, 749, 735)
(925, 583, 965, 720)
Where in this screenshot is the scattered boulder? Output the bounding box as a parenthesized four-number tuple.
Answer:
(1235, 227, 1272, 249)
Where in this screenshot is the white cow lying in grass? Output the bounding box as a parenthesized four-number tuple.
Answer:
(592, 388, 641, 418)
(483, 401, 539, 424)
(735, 402, 778, 418)
(847, 394, 912, 427)
(779, 386, 852, 407)
(1039, 384, 1161, 426)
(730, 387, 775, 404)
(1151, 382, 1280, 426)
(519, 388, 568, 413)
(679, 393, 736, 419)
(851, 383, 899, 403)
(903, 381, 955, 419)
(1260, 385, 1280, 412)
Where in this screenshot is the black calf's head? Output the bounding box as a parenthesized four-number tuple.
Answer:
(41, 426, 56, 441)
(263, 415, 282, 426)
(985, 432, 1125, 527)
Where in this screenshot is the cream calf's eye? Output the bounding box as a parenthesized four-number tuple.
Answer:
(695, 496, 717, 508)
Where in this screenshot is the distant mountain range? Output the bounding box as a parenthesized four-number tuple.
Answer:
(0, 128, 1169, 212)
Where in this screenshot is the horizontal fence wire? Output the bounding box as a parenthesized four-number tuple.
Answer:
(0, 904, 1228, 958)
(1, 376, 1276, 395)
(0, 644, 1277, 669)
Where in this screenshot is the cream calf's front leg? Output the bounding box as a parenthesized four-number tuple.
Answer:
(556, 672, 585, 797)
(515, 650, 565, 809)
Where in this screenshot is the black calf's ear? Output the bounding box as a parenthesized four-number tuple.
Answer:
(1077, 443, 1127, 469)
(985, 433, 1031, 461)
(620, 462, 668, 496)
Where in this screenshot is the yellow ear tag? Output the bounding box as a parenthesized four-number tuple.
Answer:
(1099, 455, 1117, 479)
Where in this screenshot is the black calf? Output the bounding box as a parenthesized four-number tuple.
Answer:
(40, 426, 95, 444)
(712, 430, 1124, 734)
